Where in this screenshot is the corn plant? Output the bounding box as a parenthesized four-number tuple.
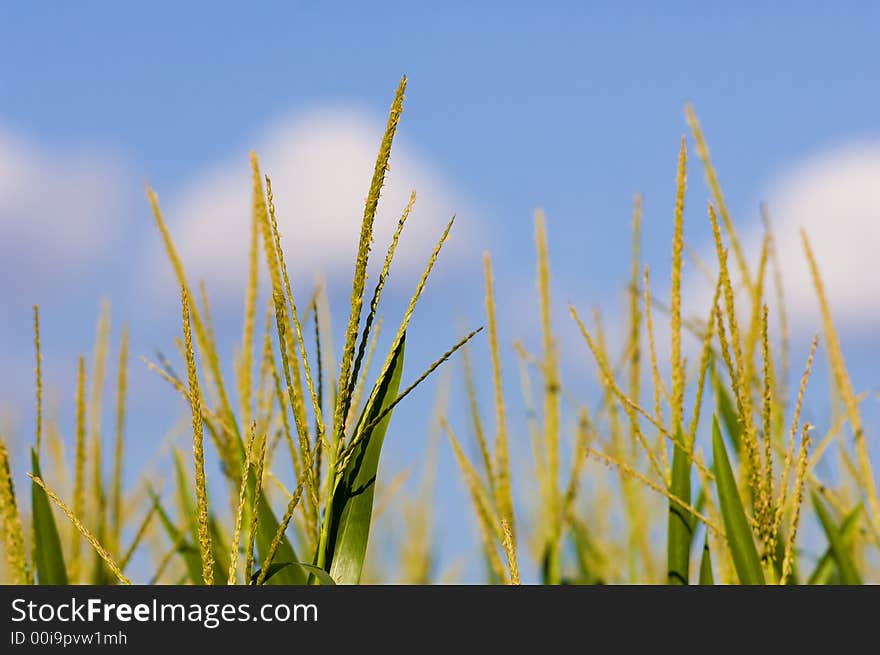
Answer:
(1, 79, 878, 586)
(0, 77, 478, 585)
(446, 108, 879, 585)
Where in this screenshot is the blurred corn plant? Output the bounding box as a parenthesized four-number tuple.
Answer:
(0, 302, 136, 585)
(444, 109, 879, 585)
(0, 76, 479, 585)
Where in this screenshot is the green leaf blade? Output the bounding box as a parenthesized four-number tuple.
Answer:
(712, 416, 764, 585)
(148, 487, 202, 584)
(806, 503, 861, 585)
(254, 494, 306, 585)
(698, 537, 714, 585)
(252, 561, 336, 586)
(667, 426, 693, 585)
(30, 449, 68, 585)
(326, 335, 406, 584)
(714, 376, 742, 456)
(811, 493, 862, 585)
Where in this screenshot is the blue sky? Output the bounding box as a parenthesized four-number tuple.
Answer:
(1, 2, 879, 582)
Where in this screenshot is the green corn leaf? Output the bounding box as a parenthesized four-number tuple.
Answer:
(714, 375, 742, 455)
(694, 487, 707, 514)
(667, 425, 693, 585)
(30, 449, 68, 584)
(252, 561, 336, 586)
(811, 492, 862, 585)
(172, 451, 198, 547)
(807, 504, 861, 585)
(326, 335, 405, 584)
(569, 519, 604, 585)
(209, 514, 231, 582)
(148, 487, 202, 584)
(228, 429, 306, 585)
(171, 450, 243, 585)
(712, 416, 764, 584)
(254, 496, 305, 585)
(698, 536, 714, 585)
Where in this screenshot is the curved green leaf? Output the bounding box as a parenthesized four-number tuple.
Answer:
(30, 449, 68, 584)
(326, 335, 405, 584)
(811, 493, 862, 585)
(807, 503, 861, 585)
(254, 496, 305, 584)
(698, 536, 714, 585)
(148, 486, 202, 584)
(714, 373, 742, 455)
(712, 416, 764, 584)
(667, 426, 693, 584)
(252, 561, 336, 586)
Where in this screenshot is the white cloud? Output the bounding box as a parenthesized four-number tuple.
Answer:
(147, 109, 476, 302)
(572, 139, 880, 397)
(758, 142, 880, 330)
(683, 140, 880, 336)
(0, 128, 126, 286)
